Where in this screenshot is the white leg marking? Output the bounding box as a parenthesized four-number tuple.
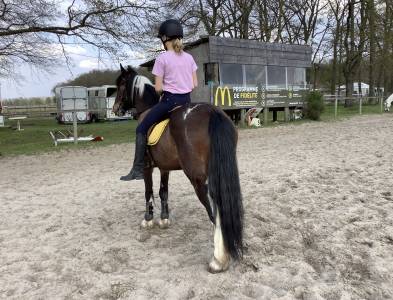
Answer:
(209, 209, 229, 273)
(158, 218, 171, 229)
(141, 219, 154, 229)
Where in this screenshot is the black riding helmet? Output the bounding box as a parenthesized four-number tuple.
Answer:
(157, 19, 183, 43)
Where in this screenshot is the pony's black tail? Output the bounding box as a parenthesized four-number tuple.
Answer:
(208, 109, 243, 260)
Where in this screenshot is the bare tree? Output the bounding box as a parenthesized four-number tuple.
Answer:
(367, 0, 376, 96)
(342, 0, 367, 102)
(285, 0, 327, 45)
(382, 0, 393, 94)
(327, 0, 346, 94)
(0, 0, 159, 77)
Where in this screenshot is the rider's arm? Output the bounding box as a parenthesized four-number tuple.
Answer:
(155, 76, 163, 95)
(192, 71, 198, 89)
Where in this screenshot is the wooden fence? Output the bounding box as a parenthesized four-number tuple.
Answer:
(1, 105, 57, 117)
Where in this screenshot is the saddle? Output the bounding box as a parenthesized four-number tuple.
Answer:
(146, 105, 183, 146)
(147, 119, 170, 146)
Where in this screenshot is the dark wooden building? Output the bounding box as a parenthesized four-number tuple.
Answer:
(141, 36, 312, 121)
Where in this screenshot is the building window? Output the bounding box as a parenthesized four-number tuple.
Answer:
(245, 64, 266, 86)
(287, 67, 306, 88)
(204, 63, 219, 86)
(220, 63, 243, 85)
(107, 88, 117, 97)
(267, 66, 286, 89)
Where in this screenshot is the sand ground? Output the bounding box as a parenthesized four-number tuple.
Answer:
(1, 114, 393, 299)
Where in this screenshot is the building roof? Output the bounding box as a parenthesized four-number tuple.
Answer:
(140, 36, 312, 68)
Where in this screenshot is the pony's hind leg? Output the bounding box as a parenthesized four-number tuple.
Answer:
(192, 179, 214, 224)
(158, 170, 170, 229)
(141, 167, 154, 229)
(209, 210, 230, 273)
(192, 179, 228, 272)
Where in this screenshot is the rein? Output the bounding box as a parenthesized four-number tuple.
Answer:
(125, 75, 139, 110)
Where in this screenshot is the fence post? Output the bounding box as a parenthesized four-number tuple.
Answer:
(380, 96, 383, 113)
(240, 109, 246, 126)
(359, 97, 362, 115)
(73, 111, 78, 144)
(334, 96, 338, 119)
(284, 100, 290, 122)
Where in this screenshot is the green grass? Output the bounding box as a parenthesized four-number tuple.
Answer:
(320, 102, 384, 121)
(0, 117, 137, 157)
(0, 102, 388, 157)
(257, 102, 385, 125)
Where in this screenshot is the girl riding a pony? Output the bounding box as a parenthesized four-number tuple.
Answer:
(121, 19, 198, 181)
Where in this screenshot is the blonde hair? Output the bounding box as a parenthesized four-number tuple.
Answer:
(171, 38, 184, 53)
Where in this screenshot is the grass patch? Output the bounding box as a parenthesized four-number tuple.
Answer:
(320, 102, 384, 121)
(0, 103, 388, 157)
(0, 117, 137, 157)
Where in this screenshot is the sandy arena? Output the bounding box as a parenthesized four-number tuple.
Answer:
(1, 114, 393, 299)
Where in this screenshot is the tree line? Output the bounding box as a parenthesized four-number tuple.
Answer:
(1, 0, 393, 97)
(169, 0, 392, 96)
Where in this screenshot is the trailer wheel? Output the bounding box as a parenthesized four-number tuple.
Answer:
(56, 116, 64, 125)
(90, 115, 98, 123)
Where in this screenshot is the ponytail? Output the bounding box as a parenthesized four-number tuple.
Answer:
(171, 38, 184, 53)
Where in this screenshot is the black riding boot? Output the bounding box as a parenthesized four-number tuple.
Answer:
(120, 133, 147, 181)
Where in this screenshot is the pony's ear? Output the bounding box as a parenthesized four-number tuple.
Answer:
(120, 63, 126, 73)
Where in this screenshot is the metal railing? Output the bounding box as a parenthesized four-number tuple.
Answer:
(323, 95, 385, 118)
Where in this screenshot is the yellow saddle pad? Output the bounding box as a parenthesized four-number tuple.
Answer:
(147, 119, 170, 146)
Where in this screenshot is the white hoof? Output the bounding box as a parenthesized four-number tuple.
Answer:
(158, 218, 170, 229)
(208, 257, 229, 273)
(141, 219, 154, 229)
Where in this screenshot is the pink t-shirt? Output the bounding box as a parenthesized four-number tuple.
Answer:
(152, 50, 197, 94)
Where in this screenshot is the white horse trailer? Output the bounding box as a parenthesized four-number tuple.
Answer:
(55, 86, 90, 123)
(88, 85, 132, 121)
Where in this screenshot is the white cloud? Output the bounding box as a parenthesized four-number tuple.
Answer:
(50, 44, 87, 57)
(79, 59, 99, 69)
(125, 49, 147, 60)
(63, 45, 87, 55)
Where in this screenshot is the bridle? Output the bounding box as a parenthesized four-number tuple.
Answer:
(123, 74, 153, 117)
(123, 74, 137, 109)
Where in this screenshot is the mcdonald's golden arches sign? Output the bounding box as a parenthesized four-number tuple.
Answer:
(214, 86, 232, 107)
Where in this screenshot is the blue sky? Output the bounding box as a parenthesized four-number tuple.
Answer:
(1, 45, 147, 100)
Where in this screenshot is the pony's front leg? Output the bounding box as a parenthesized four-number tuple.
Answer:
(141, 167, 154, 229)
(158, 170, 170, 229)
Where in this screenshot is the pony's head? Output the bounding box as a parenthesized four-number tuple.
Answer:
(113, 64, 137, 116)
(113, 64, 159, 117)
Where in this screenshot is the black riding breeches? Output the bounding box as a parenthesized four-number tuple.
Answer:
(136, 91, 191, 135)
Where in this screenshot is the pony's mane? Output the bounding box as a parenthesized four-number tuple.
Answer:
(132, 75, 153, 99)
(117, 65, 159, 109)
